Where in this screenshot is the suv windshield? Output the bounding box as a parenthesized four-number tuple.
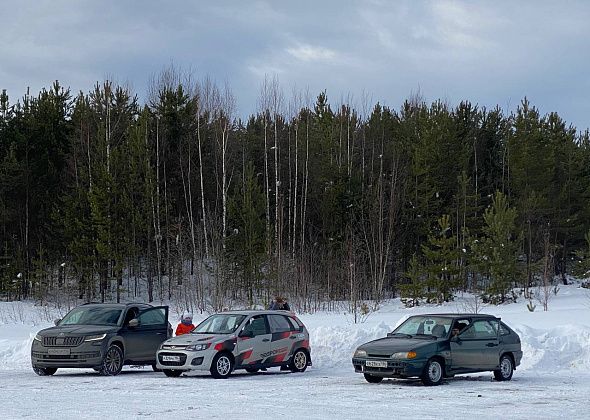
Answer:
(393, 316, 453, 338)
(60, 307, 123, 326)
(192, 314, 246, 334)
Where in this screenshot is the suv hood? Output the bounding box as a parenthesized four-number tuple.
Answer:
(38, 325, 119, 336)
(359, 337, 437, 355)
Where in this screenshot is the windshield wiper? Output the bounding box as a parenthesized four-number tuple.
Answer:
(414, 333, 438, 340)
(389, 332, 413, 338)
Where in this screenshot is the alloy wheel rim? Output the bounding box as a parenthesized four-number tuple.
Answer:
(294, 352, 307, 370)
(429, 362, 442, 382)
(106, 348, 121, 373)
(217, 356, 231, 375)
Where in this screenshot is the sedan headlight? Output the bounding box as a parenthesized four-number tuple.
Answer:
(391, 351, 417, 359)
(34, 334, 41, 342)
(186, 343, 211, 351)
(84, 333, 106, 342)
(353, 349, 367, 358)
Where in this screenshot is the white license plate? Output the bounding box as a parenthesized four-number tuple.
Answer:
(366, 360, 387, 368)
(163, 355, 180, 362)
(48, 348, 71, 356)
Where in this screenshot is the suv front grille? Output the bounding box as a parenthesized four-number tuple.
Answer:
(43, 336, 84, 347)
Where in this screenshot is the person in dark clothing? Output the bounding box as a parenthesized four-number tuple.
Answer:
(268, 296, 290, 311)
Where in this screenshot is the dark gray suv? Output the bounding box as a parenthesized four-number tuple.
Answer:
(31, 303, 171, 376)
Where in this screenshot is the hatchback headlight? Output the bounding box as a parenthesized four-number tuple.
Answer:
(186, 343, 211, 351)
(391, 351, 417, 359)
(84, 333, 106, 342)
(354, 349, 367, 358)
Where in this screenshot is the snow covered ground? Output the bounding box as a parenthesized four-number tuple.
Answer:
(1, 284, 590, 419)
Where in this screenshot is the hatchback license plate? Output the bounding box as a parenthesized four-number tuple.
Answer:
(366, 360, 387, 368)
(48, 348, 71, 356)
(163, 355, 180, 362)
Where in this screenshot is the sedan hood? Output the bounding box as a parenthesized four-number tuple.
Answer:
(39, 325, 118, 336)
(164, 333, 229, 346)
(359, 337, 436, 355)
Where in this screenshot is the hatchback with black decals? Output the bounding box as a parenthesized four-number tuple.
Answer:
(156, 310, 312, 378)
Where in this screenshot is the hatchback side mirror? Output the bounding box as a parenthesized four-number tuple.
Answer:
(128, 319, 139, 328)
(54, 319, 61, 326)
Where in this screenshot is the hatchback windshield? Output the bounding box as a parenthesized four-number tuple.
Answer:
(60, 307, 123, 326)
(192, 314, 246, 334)
(393, 316, 453, 338)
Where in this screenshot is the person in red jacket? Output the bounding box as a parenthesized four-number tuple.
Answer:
(175, 312, 195, 336)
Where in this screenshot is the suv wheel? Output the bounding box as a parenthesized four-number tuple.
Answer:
(210, 352, 233, 379)
(100, 344, 124, 376)
(290, 349, 308, 373)
(33, 367, 57, 376)
(163, 369, 183, 377)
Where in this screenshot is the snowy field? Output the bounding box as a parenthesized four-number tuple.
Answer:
(1, 284, 590, 420)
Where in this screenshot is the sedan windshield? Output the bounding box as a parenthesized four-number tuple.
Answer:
(393, 316, 453, 338)
(60, 307, 123, 326)
(192, 314, 246, 334)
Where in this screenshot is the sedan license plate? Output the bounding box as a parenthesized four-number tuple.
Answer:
(366, 360, 387, 368)
(163, 355, 180, 362)
(48, 348, 71, 356)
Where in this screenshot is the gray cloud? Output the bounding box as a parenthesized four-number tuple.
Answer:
(1, 0, 589, 130)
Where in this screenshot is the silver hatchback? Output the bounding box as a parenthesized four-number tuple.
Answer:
(156, 310, 312, 378)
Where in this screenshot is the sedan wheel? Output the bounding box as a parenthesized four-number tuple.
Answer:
(290, 350, 308, 373)
(210, 353, 233, 379)
(33, 367, 57, 376)
(421, 358, 443, 386)
(494, 355, 514, 381)
(100, 344, 124, 376)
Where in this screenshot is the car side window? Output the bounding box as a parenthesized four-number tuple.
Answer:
(138, 308, 166, 326)
(287, 316, 303, 331)
(124, 307, 139, 325)
(268, 315, 292, 333)
(242, 315, 269, 337)
(470, 320, 498, 339)
(499, 322, 511, 336)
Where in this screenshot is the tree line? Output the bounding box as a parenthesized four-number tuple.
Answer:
(1, 69, 589, 312)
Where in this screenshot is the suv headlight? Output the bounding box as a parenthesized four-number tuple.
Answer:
(391, 351, 417, 359)
(84, 333, 106, 342)
(185, 343, 211, 351)
(34, 334, 42, 342)
(353, 349, 367, 358)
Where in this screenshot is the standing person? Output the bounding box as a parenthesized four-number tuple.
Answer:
(175, 312, 194, 336)
(269, 296, 290, 311)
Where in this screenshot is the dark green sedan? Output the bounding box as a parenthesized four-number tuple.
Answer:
(352, 313, 522, 386)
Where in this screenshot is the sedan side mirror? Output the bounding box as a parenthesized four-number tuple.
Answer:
(54, 319, 61, 326)
(128, 319, 139, 328)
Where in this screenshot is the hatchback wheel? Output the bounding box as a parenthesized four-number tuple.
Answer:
(494, 354, 514, 381)
(363, 373, 383, 383)
(33, 366, 57, 376)
(100, 344, 124, 376)
(163, 369, 183, 377)
(421, 358, 443, 386)
(210, 352, 233, 379)
(290, 349, 308, 373)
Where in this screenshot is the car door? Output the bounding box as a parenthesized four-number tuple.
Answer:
(124, 306, 169, 362)
(267, 314, 296, 364)
(451, 319, 499, 371)
(235, 315, 271, 367)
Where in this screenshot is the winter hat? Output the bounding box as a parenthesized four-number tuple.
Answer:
(181, 312, 193, 322)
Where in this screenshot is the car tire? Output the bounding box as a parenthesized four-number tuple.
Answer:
(289, 349, 308, 373)
(363, 373, 383, 383)
(99, 344, 124, 376)
(421, 358, 444, 386)
(33, 366, 57, 376)
(494, 354, 514, 381)
(210, 352, 233, 379)
(163, 369, 183, 377)
(151, 364, 161, 372)
(245, 367, 259, 373)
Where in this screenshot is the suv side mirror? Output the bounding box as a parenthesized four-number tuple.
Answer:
(239, 329, 254, 338)
(54, 319, 61, 326)
(128, 319, 139, 328)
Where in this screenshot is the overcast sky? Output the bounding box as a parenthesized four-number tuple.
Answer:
(2, 0, 589, 130)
